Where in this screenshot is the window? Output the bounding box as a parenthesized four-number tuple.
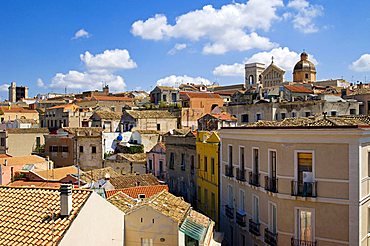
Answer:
(298, 152, 313, 183)
(253, 148, 259, 173)
(50, 146, 58, 152)
(252, 195, 259, 223)
(62, 146, 68, 152)
(111, 106, 116, 112)
(350, 109, 356, 115)
(268, 202, 277, 234)
(305, 111, 311, 117)
(169, 152, 175, 169)
(156, 123, 161, 131)
(138, 194, 146, 199)
(239, 147, 245, 169)
(198, 186, 202, 202)
(228, 145, 233, 166)
(0, 138, 5, 147)
(148, 159, 153, 171)
(228, 185, 233, 207)
(204, 188, 208, 210)
(211, 192, 216, 217)
(36, 137, 41, 148)
(281, 112, 286, 120)
(181, 153, 185, 170)
(256, 113, 262, 121)
(297, 209, 313, 241)
(141, 238, 153, 246)
(172, 93, 177, 102)
(292, 112, 297, 118)
(91, 146, 97, 154)
(204, 156, 208, 172)
(241, 114, 249, 123)
(211, 157, 215, 175)
(197, 154, 200, 169)
(79, 146, 84, 153)
(191, 155, 195, 172)
(305, 73, 309, 79)
(239, 189, 245, 211)
(163, 95, 167, 102)
(269, 150, 277, 178)
(330, 111, 337, 116)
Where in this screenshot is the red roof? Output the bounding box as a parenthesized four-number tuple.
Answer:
(105, 184, 168, 199)
(284, 85, 313, 93)
(180, 91, 222, 99)
(0, 106, 37, 113)
(211, 112, 237, 121)
(92, 96, 133, 102)
(8, 180, 65, 188)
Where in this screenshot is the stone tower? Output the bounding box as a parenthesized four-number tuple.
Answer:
(245, 63, 265, 88)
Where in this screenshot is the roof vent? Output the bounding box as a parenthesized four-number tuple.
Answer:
(60, 184, 73, 217)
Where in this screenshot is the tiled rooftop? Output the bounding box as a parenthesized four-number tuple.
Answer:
(0, 155, 47, 166)
(0, 106, 37, 113)
(93, 110, 122, 120)
(284, 85, 313, 93)
(116, 153, 147, 163)
(108, 190, 190, 224)
(8, 180, 63, 188)
(0, 186, 91, 245)
(79, 167, 121, 183)
(180, 91, 222, 99)
(105, 184, 168, 199)
(6, 128, 49, 134)
(33, 166, 78, 181)
(241, 115, 370, 128)
(109, 174, 161, 189)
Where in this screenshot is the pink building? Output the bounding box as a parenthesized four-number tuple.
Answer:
(146, 142, 166, 181)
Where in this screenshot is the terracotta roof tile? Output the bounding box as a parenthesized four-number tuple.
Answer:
(8, 181, 63, 188)
(105, 185, 168, 199)
(33, 166, 78, 181)
(79, 167, 121, 183)
(91, 96, 133, 102)
(0, 186, 91, 245)
(125, 110, 176, 119)
(0, 155, 47, 166)
(284, 85, 313, 93)
(0, 106, 37, 114)
(180, 91, 222, 99)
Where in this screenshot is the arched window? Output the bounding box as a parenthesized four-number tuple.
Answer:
(249, 75, 254, 85)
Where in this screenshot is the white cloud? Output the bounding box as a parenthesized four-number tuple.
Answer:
(350, 54, 370, 72)
(0, 84, 9, 92)
(156, 75, 212, 87)
(36, 78, 46, 88)
(50, 70, 126, 91)
(213, 63, 245, 77)
(80, 49, 137, 72)
(72, 29, 90, 40)
(286, 0, 323, 33)
(212, 47, 318, 76)
(168, 43, 187, 55)
(48, 49, 137, 92)
(131, 0, 283, 54)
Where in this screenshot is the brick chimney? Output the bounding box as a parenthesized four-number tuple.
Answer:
(60, 184, 73, 217)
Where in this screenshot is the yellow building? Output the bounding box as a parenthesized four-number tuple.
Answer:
(196, 131, 220, 229)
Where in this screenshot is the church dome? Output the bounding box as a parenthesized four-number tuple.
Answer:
(293, 52, 316, 72)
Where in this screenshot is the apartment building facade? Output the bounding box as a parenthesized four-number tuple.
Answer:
(219, 115, 370, 246)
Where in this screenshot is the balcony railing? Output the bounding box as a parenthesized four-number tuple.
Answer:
(236, 209, 246, 227)
(249, 171, 260, 187)
(225, 205, 234, 219)
(265, 176, 278, 193)
(225, 165, 234, 178)
(248, 219, 260, 236)
(236, 167, 246, 182)
(264, 228, 278, 246)
(291, 181, 317, 197)
(291, 238, 317, 246)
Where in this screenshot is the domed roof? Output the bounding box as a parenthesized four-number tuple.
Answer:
(293, 52, 316, 72)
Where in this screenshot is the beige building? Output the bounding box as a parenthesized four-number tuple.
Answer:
(0, 128, 48, 156)
(108, 190, 216, 246)
(121, 110, 178, 132)
(105, 153, 147, 175)
(8, 81, 28, 102)
(0, 105, 38, 123)
(219, 115, 370, 246)
(42, 104, 93, 129)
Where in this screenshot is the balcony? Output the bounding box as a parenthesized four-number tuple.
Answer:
(291, 238, 317, 246)
(236, 168, 246, 182)
(291, 181, 317, 197)
(249, 171, 260, 187)
(236, 209, 246, 227)
(225, 165, 234, 178)
(264, 228, 278, 246)
(248, 219, 260, 236)
(225, 205, 234, 219)
(265, 176, 278, 193)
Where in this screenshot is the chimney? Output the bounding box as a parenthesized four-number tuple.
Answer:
(60, 184, 73, 217)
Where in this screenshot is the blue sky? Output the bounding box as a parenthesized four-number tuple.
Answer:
(0, 0, 370, 99)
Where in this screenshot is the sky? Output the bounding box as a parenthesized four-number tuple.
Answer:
(0, 0, 370, 99)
